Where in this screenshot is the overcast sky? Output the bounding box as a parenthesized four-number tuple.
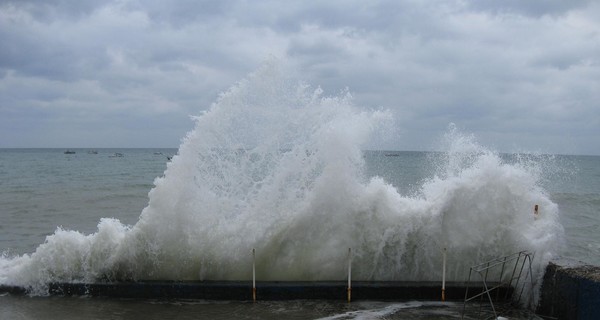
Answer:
(1, 0, 599, 155)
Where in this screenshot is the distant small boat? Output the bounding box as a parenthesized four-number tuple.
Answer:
(154, 152, 163, 155)
(384, 153, 400, 157)
(109, 153, 124, 158)
(88, 150, 98, 154)
(64, 150, 76, 154)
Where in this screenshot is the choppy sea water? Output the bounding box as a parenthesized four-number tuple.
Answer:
(0, 148, 596, 319)
(0, 148, 172, 256)
(2, 149, 597, 264)
(1, 66, 597, 318)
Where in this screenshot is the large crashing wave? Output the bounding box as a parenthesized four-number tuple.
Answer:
(0, 61, 563, 298)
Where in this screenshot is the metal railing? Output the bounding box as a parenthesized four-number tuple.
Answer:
(461, 251, 535, 319)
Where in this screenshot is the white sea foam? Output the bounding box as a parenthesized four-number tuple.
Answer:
(0, 61, 563, 303)
(317, 301, 455, 320)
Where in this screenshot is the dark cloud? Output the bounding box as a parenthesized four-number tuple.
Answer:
(127, 0, 234, 27)
(0, 30, 80, 81)
(466, 0, 592, 17)
(1, 0, 112, 21)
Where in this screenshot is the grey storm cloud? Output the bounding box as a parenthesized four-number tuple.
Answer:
(466, 0, 593, 17)
(0, 0, 599, 154)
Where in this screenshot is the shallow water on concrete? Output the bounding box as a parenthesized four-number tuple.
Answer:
(0, 293, 540, 320)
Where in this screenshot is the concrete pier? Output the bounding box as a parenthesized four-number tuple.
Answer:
(3, 260, 600, 319)
(0, 281, 506, 301)
(537, 259, 600, 320)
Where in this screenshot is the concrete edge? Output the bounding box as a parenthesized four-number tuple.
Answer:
(1, 281, 508, 301)
(537, 259, 600, 320)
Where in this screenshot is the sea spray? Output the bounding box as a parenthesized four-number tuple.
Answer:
(417, 124, 564, 305)
(0, 62, 563, 304)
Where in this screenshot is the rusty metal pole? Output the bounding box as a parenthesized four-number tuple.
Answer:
(347, 248, 352, 303)
(252, 248, 256, 302)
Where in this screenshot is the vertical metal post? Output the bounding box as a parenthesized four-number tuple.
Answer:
(462, 267, 473, 319)
(347, 248, 352, 303)
(252, 248, 256, 302)
(442, 247, 447, 301)
(496, 256, 507, 301)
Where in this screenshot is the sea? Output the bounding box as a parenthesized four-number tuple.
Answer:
(1, 65, 598, 319)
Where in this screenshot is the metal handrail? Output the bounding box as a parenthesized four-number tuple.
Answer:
(462, 251, 535, 319)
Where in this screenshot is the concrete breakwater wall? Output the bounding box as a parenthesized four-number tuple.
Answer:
(2, 259, 599, 319)
(0, 281, 501, 301)
(537, 259, 600, 320)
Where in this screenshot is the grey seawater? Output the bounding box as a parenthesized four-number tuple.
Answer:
(546, 155, 600, 265)
(0, 148, 173, 255)
(0, 149, 598, 319)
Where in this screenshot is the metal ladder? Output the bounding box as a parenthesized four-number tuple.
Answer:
(461, 251, 535, 319)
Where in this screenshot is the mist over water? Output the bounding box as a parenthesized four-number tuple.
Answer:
(0, 62, 563, 300)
